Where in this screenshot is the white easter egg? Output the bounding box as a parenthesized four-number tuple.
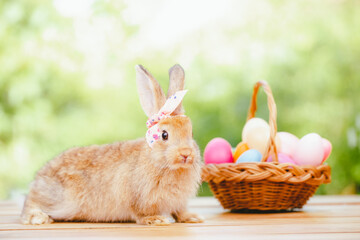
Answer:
(242, 118, 270, 155)
(293, 133, 324, 166)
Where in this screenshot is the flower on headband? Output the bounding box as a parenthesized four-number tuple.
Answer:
(145, 90, 188, 148)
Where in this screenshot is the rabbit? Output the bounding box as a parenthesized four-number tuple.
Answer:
(21, 64, 203, 226)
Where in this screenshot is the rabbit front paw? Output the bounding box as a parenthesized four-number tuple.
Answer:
(172, 212, 204, 223)
(137, 215, 171, 226)
(21, 209, 53, 225)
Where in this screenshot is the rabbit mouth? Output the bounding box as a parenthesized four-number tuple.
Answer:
(173, 155, 194, 167)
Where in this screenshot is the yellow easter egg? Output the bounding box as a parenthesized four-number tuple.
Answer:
(242, 118, 270, 155)
(233, 142, 250, 162)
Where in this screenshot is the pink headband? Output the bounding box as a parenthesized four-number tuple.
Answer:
(146, 90, 188, 148)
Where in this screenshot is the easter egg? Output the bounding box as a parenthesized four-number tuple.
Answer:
(204, 138, 233, 164)
(293, 133, 324, 166)
(233, 142, 250, 162)
(267, 153, 296, 165)
(275, 132, 299, 158)
(242, 118, 270, 156)
(236, 149, 262, 163)
(321, 138, 332, 163)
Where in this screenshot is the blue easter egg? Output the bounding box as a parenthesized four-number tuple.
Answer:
(236, 149, 262, 163)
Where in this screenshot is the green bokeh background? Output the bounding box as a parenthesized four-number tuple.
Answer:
(0, 0, 359, 199)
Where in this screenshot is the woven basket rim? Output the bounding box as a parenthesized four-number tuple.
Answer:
(202, 162, 331, 186)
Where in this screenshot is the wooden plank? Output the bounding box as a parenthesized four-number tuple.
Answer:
(2, 206, 360, 227)
(0, 196, 359, 239)
(1, 221, 360, 233)
(1, 228, 360, 240)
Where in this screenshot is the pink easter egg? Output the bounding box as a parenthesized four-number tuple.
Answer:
(293, 133, 324, 166)
(267, 153, 296, 164)
(321, 138, 332, 163)
(204, 138, 234, 164)
(275, 132, 299, 158)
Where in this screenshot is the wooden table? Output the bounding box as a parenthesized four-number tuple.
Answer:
(0, 196, 359, 239)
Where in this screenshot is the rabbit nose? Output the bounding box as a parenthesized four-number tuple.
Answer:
(179, 148, 192, 160)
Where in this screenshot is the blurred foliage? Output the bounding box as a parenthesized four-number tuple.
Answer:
(0, 0, 359, 199)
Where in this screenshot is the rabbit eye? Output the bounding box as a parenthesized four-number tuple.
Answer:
(162, 130, 168, 140)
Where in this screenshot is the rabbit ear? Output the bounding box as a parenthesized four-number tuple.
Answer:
(167, 64, 185, 115)
(136, 65, 166, 117)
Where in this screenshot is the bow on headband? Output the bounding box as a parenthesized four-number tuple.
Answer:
(146, 90, 188, 148)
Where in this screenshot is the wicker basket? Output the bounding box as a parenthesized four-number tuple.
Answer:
(202, 81, 331, 211)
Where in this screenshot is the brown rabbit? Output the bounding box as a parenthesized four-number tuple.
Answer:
(21, 64, 203, 225)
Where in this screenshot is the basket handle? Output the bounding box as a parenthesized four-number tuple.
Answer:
(246, 81, 278, 162)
